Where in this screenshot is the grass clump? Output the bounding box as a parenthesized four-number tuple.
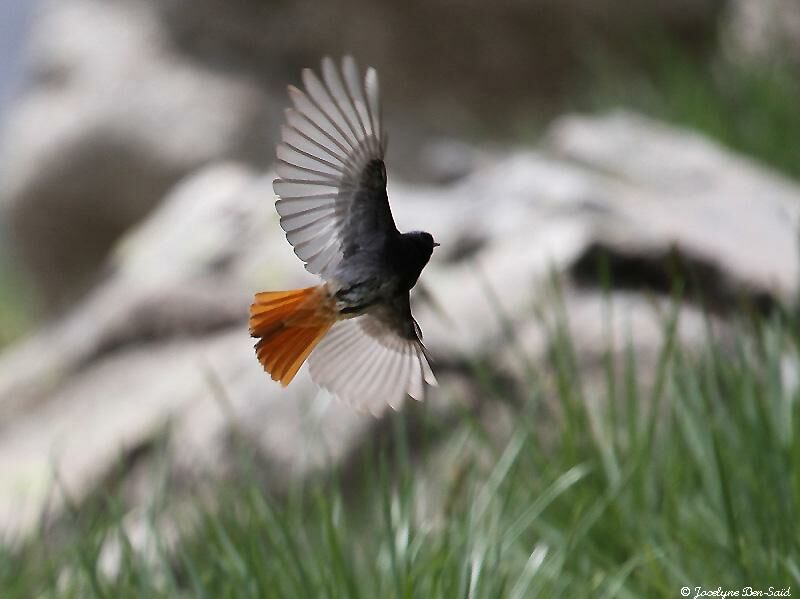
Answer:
(2, 297, 799, 598)
(583, 38, 800, 180)
(0, 249, 35, 348)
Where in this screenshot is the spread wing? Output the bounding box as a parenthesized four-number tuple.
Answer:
(307, 307, 437, 415)
(273, 56, 396, 280)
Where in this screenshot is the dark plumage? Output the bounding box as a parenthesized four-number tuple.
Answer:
(250, 56, 438, 414)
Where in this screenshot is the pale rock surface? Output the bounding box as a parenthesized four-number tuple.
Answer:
(0, 0, 274, 306)
(0, 0, 728, 309)
(1, 112, 799, 539)
(722, 0, 800, 69)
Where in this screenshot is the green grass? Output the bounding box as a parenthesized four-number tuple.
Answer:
(3, 34, 800, 598)
(0, 249, 36, 349)
(582, 38, 800, 181)
(3, 291, 799, 598)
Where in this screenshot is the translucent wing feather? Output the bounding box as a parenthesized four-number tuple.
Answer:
(308, 315, 437, 415)
(274, 56, 395, 280)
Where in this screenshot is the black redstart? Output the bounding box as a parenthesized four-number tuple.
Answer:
(250, 56, 438, 413)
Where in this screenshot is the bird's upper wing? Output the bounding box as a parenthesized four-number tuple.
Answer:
(273, 56, 396, 280)
(307, 307, 437, 415)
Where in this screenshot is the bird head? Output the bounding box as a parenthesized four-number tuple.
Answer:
(406, 231, 440, 256)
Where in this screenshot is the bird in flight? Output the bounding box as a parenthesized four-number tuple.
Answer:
(249, 56, 438, 414)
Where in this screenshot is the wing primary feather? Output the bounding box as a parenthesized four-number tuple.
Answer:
(392, 343, 412, 409)
(389, 344, 410, 410)
(324, 321, 352, 345)
(344, 340, 385, 402)
(342, 56, 376, 155)
(277, 179, 354, 194)
(292, 232, 333, 254)
(275, 190, 338, 203)
(359, 345, 391, 399)
(312, 326, 361, 382)
(273, 181, 340, 199)
(279, 205, 335, 229)
(290, 83, 360, 158)
(329, 328, 377, 390)
(364, 67, 382, 149)
(415, 350, 430, 400)
(302, 67, 361, 150)
(278, 204, 336, 227)
(271, 58, 396, 285)
(283, 119, 350, 166)
(309, 343, 342, 383)
(286, 107, 353, 162)
(287, 216, 333, 238)
(306, 317, 434, 413)
(288, 86, 353, 152)
(418, 345, 438, 386)
(381, 341, 405, 409)
(278, 178, 352, 190)
(275, 196, 336, 219)
(309, 346, 341, 384)
(284, 218, 333, 245)
(377, 349, 399, 404)
(292, 235, 331, 258)
(349, 348, 383, 404)
(277, 143, 344, 175)
(327, 333, 372, 391)
(341, 57, 369, 136)
(320, 57, 367, 160)
(275, 160, 342, 183)
(407, 352, 425, 401)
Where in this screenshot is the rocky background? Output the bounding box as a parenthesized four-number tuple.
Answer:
(1, 0, 799, 541)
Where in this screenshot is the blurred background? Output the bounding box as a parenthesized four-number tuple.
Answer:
(2, 0, 800, 327)
(2, 0, 800, 595)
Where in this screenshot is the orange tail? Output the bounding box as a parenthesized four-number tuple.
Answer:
(249, 285, 336, 386)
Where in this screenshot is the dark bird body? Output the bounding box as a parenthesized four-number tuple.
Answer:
(249, 57, 438, 414)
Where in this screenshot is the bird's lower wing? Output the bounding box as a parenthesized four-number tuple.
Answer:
(307, 315, 436, 415)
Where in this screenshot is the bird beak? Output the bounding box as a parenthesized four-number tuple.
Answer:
(433, 242, 441, 248)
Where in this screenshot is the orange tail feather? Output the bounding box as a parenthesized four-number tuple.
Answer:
(249, 285, 336, 386)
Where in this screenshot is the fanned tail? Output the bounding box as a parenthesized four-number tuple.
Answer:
(249, 285, 336, 386)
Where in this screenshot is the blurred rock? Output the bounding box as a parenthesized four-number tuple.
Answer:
(0, 162, 371, 540)
(155, 0, 728, 185)
(0, 0, 730, 310)
(160, 0, 725, 120)
(1, 112, 799, 539)
(546, 111, 800, 306)
(722, 0, 800, 69)
(0, 0, 276, 307)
